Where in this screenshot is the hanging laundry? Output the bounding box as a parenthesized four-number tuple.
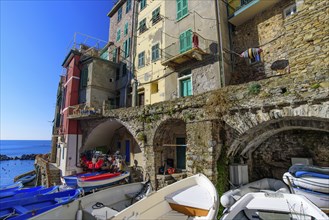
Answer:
(240, 48, 263, 62)
(192, 32, 199, 48)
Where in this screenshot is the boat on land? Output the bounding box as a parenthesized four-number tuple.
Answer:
(0, 182, 23, 198)
(283, 171, 329, 194)
(30, 181, 152, 220)
(0, 189, 80, 220)
(63, 171, 105, 188)
(221, 192, 329, 220)
(15, 174, 36, 185)
(220, 178, 289, 208)
(110, 173, 219, 220)
(283, 164, 329, 212)
(0, 186, 59, 203)
(77, 171, 130, 193)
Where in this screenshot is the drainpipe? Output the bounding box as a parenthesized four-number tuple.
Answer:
(131, 0, 139, 107)
(215, 0, 226, 87)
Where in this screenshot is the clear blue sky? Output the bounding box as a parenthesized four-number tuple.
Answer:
(1, 0, 113, 140)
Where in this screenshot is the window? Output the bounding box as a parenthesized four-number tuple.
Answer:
(138, 92, 145, 106)
(116, 29, 121, 42)
(179, 29, 192, 53)
(140, 0, 146, 11)
(151, 43, 160, 61)
(139, 18, 147, 34)
(138, 51, 145, 68)
(118, 7, 122, 22)
(152, 7, 161, 25)
(178, 70, 192, 97)
(112, 48, 117, 62)
(100, 50, 109, 60)
(124, 22, 129, 36)
(151, 82, 158, 94)
(123, 38, 130, 58)
(126, 0, 131, 13)
(284, 4, 297, 18)
(80, 67, 88, 88)
(177, 0, 188, 20)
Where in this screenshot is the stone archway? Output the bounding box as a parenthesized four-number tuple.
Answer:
(81, 118, 142, 167)
(226, 116, 329, 181)
(153, 119, 187, 175)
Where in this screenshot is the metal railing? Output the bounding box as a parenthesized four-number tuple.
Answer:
(227, 0, 255, 17)
(161, 32, 217, 64)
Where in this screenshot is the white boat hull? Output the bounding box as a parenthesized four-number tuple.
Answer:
(283, 172, 329, 193)
(220, 178, 289, 208)
(30, 182, 151, 220)
(293, 187, 329, 210)
(77, 171, 130, 192)
(221, 192, 328, 220)
(111, 173, 219, 220)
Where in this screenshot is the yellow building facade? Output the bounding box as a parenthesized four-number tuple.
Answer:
(135, 0, 166, 105)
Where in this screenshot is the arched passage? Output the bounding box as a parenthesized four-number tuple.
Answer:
(153, 119, 187, 175)
(81, 119, 142, 166)
(227, 117, 329, 181)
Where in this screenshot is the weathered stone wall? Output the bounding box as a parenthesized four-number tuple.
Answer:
(229, 0, 329, 84)
(251, 130, 329, 181)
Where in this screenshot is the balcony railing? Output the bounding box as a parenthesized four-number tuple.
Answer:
(161, 32, 217, 68)
(227, 0, 280, 26)
(67, 103, 102, 119)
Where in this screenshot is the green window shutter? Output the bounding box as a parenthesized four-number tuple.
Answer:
(127, 38, 130, 57)
(152, 7, 160, 24)
(180, 78, 192, 97)
(186, 30, 192, 50)
(126, 0, 131, 13)
(141, 0, 146, 10)
(118, 7, 122, 22)
(116, 29, 121, 42)
(80, 68, 88, 88)
(113, 48, 117, 62)
(177, 0, 182, 20)
(177, 0, 188, 20)
(179, 32, 185, 53)
(123, 41, 127, 58)
(182, 0, 188, 16)
(124, 23, 129, 36)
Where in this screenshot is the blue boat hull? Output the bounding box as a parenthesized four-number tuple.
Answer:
(0, 189, 80, 219)
(0, 186, 59, 203)
(0, 182, 23, 198)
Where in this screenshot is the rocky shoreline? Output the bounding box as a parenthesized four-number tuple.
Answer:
(0, 154, 37, 161)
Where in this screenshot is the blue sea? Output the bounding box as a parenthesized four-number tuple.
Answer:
(0, 140, 51, 186)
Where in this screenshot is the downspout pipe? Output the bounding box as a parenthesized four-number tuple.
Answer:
(215, 0, 226, 87)
(131, 0, 139, 107)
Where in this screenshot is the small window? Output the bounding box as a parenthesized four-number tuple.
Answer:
(123, 38, 130, 58)
(139, 18, 147, 34)
(124, 22, 129, 36)
(118, 7, 122, 22)
(140, 0, 146, 11)
(138, 92, 145, 106)
(178, 70, 192, 97)
(152, 7, 161, 25)
(151, 43, 160, 61)
(177, 0, 188, 21)
(151, 82, 158, 94)
(126, 0, 131, 13)
(80, 67, 88, 88)
(112, 48, 117, 62)
(138, 51, 145, 68)
(179, 29, 192, 53)
(284, 4, 297, 18)
(116, 29, 121, 42)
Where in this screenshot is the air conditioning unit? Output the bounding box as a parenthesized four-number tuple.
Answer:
(291, 158, 313, 165)
(229, 164, 249, 187)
